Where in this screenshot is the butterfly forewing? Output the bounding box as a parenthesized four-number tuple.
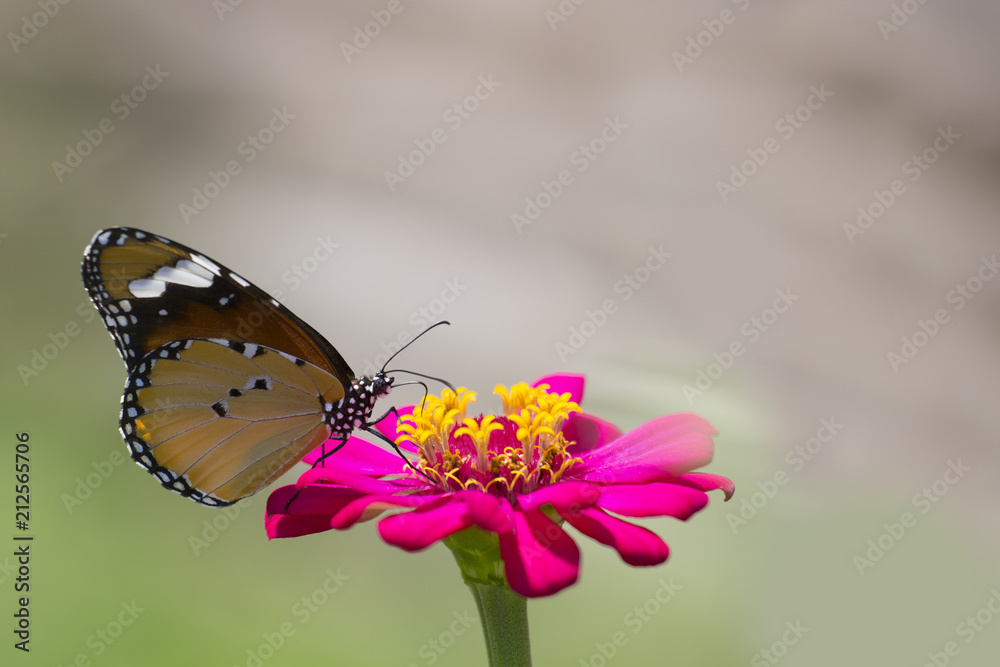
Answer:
(121, 338, 345, 506)
(82, 227, 354, 381)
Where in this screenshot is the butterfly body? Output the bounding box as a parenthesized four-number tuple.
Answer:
(83, 227, 394, 506)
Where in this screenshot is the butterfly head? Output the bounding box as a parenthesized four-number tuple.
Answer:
(325, 373, 394, 438)
(369, 371, 394, 399)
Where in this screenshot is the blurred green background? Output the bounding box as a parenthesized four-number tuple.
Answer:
(2, 2, 999, 666)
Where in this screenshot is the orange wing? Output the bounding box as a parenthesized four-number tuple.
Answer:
(82, 227, 354, 382)
(120, 338, 344, 505)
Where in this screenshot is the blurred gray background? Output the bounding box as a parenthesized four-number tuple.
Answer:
(2, 1, 999, 666)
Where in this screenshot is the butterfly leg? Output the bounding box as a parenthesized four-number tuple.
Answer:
(362, 408, 433, 482)
(282, 437, 349, 513)
(311, 436, 350, 467)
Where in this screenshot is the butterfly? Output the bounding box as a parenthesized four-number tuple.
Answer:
(82, 227, 427, 507)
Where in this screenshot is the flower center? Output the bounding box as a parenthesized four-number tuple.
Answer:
(396, 383, 582, 498)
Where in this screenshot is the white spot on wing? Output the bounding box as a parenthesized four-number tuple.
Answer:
(230, 272, 250, 287)
(129, 279, 167, 298)
(190, 253, 222, 276)
(154, 264, 213, 288)
(119, 299, 132, 312)
(97, 231, 112, 245)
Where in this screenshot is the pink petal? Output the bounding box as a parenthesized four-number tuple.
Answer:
(294, 467, 412, 496)
(533, 373, 585, 404)
(378, 500, 472, 551)
(265, 513, 336, 539)
(460, 491, 514, 534)
(372, 405, 419, 452)
(672, 473, 735, 501)
(265, 484, 363, 539)
(573, 413, 717, 483)
(564, 412, 623, 453)
(562, 507, 669, 566)
(517, 481, 601, 512)
(377, 491, 511, 550)
(303, 434, 407, 475)
(498, 508, 580, 598)
(331, 492, 439, 529)
(596, 483, 709, 519)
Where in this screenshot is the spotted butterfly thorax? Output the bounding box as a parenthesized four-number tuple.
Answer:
(82, 227, 395, 506)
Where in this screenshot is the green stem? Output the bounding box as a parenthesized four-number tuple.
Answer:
(467, 581, 531, 667)
(444, 527, 532, 667)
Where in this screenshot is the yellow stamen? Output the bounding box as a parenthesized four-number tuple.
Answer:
(454, 414, 504, 472)
(398, 387, 477, 464)
(396, 382, 582, 496)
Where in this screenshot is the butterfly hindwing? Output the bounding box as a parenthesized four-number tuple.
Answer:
(120, 338, 346, 506)
(81, 227, 354, 382)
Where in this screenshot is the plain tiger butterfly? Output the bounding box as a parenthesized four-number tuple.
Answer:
(82, 227, 436, 507)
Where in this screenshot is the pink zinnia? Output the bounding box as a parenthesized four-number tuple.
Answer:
(265, 373, 733, 598)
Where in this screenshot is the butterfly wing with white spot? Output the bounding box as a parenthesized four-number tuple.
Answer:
(120, 338, 344, 506)
(81, 227, 354, 381)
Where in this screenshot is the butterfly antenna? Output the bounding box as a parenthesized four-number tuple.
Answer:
(384, 379, 433, 421)
(391, 379, 429, 395)
(386, 369, 455, 392)
(380, 320, 450, 371)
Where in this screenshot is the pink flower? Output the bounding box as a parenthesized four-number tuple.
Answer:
(265, 374, 733, 598)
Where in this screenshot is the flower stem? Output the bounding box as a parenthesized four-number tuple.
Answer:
(467, 581, 531, 667)
(445, 527, 532, 666)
